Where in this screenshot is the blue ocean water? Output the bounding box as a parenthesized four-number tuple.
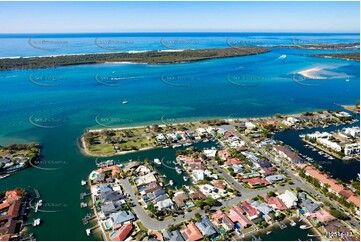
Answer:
(0, 33, 359, 240)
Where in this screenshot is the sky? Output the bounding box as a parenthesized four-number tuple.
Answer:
(0, 1, 359, 33)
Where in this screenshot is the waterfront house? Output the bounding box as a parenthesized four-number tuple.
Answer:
(143, 181, 162, 194)
(245, 122, 256, 130)
(298, 192, 320, 213)
(301, 165, 345, 194)
(265, 196, 287, 211)
(309, 209, 335, 223)
(241, 201, 260, 220)
(344, 143, 360, 156)
(156, 198, 174, 211)
(191, 170, 205, 181)
(135, 173, 157, 186)
(109, 210, 135, 228)
(195, 215, 218, 237)
(0, 201, 21, 222)
(278, 190, 298, 208)
(162, 230, 184, 241)
(250, 201, 274, 222)
(323, 220, 354, 240)
(199, 184, 225, 200)
(228, 207, 251, 228)
(211, 180, 227, 190)
(347, 195, 360, 209)
(273, 145, 303, 163)
(101, 200, 125, 217)
(110, 222, 133, 241)
(211, 210, 234, 231)
(147, 188, 166, 201)
(181, 223, 203, 241)
(172, 191, 188, 208)
(100, 190, 125, 202)
(136, 165, 151, 175)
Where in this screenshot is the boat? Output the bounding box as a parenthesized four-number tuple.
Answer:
(153, 159, 161, 165)
(175, 167, 183, 174)
(169, 180, 174, 186)
(172, 161, 178, 165)
(0, 174, 10, 179)
(300, 225, 312, 230)
(35, 200, 43, 213)
(80, 202, 88, 208)
(203, 139, 209, 143)
(183, 142, 192, 147)
(266, 231, 272, 235)
(81, 180, 87, 186)
(122, 100, 128, 104)
(162, 146, 169, 149)
(172, 144, 182, 148)
(183, 176, 189, 181)
(290, 220, 296, 226)
(33, 218, 41, 226)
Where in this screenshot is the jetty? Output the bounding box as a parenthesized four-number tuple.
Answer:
(82, 213, 96, 225)
(80, 192, 91, 200)
(34, 189, 41, 198)
(86, 224, 100, 236)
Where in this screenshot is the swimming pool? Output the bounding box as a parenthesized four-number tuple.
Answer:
(138, 186, 146, 191)
(235, 222, 242, 229)
(103, 221, 111, 230)
(109, 231, 116, 238)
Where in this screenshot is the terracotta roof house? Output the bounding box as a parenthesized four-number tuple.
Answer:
(110, 223, 133, 241)
(310, 209, 335, 223)
(211, 180, 227, 190)
(0, 201, 21, 222)
(347, 195, 360, 208)
(241, 201, 260, 219)
(267, 197, 287, 211)
(228, 207, 250, 228)
(211, 210, 234, 231)
(303, 165, 344, 194)
(226, 158, 242, 166)
(242, 177, 270, 188)
(181, 223, 203, 241)
(339, 189, 353, 198)
(217, 150, 231, 161)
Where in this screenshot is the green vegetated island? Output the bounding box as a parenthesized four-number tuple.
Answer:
(310, 52, 360, 61)
(0, 47, 269, 71)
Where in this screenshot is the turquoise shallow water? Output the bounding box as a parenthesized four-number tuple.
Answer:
(0, 33, 359, 240)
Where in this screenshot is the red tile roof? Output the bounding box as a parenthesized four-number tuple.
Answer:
(303, 165, 344, 193)
(111, 223, 133, 241)
(242, 177, 270, 187)
(267, 197, 287, 211)
(181, 223, 203, 241)
(228, 207, 250, 227)
(347, 195, 360, 208)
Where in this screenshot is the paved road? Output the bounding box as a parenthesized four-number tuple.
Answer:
(223, 124, 360, 231)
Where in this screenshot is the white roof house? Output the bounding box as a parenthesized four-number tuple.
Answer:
(245, 122, 256, 130)
(192, 170, 205, 181)
(278, 190, 298, 208)
(203, 149, 217, 157)
(157, 198, 174, 210)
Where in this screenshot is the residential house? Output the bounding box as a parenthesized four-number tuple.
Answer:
(278, 190, 298, 209)
(162, 230, 184, 241)
(195, 215, 218, 237)
(181, 223, 203, 241)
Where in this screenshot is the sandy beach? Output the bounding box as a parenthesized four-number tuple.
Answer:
(298, 67, 327, 79)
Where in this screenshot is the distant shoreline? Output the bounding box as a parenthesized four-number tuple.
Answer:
(0, 47, 269, 71)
